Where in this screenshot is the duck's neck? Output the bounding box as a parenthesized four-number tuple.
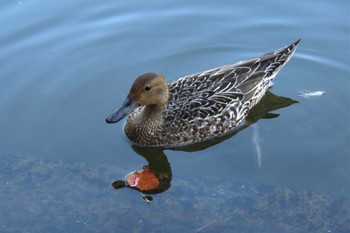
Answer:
(125, 103, 165, 139)
(124, 103, 167, 145)
(142, 103, 165, 121)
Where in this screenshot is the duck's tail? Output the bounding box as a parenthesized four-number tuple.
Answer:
(260, 38, 301, 77)
(237, 39, 301, 109)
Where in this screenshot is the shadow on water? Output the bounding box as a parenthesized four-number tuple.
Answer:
(112, 91, 298, 202)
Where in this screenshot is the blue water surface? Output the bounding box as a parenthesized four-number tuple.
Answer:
(0, 0, 349, 232)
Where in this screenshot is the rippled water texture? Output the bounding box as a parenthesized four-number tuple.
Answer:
(0, 0, 349, 232)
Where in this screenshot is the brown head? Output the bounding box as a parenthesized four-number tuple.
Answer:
(106, 72, 169, 123)
(129, 72, 169, 105)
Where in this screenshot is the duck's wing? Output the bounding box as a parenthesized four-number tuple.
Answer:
(165, 66, 258, 126)
(165, 39, 300, 125)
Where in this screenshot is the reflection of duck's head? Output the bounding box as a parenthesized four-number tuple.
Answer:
(113, 165, 171, 194)
(112, 147, 172, 203)
(113, 165, 172, 203)
(125, 166, 160, 192)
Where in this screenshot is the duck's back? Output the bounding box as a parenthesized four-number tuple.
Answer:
(159, 39, 300, 147)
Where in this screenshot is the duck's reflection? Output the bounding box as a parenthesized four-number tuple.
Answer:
(112, 147, 171, 202)
(112, 91, 297, 202)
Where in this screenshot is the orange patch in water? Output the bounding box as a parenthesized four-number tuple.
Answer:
(126, 167, 160, 191)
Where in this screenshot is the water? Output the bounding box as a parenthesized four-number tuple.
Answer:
(1, 0, 349, 232)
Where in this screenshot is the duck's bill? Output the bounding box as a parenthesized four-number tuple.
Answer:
(106, 95, 139, 124)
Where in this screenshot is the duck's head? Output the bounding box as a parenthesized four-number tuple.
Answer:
(106, 72, 169, 124)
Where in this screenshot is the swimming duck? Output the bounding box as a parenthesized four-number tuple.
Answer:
(106, 39, 301, 148)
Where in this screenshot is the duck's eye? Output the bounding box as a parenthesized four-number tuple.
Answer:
(145, 86, 151, 91)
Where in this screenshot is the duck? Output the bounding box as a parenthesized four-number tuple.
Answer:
(106, 39, 301, 148)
